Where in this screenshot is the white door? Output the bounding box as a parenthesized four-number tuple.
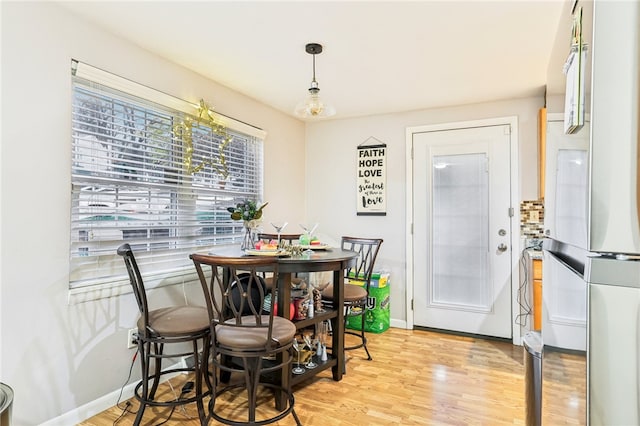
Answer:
(412, 125, 512, 338)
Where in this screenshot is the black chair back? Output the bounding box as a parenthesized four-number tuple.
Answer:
(117, 243, 150, 334)
(257, 233, 302, 243)
(190, 254, 281, 350)
(341, 236, 384, 290)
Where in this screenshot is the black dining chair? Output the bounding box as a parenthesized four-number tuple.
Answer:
(322, 236, 383, 364)
(258, 232, 302, 245)
(190, 254, 301, 426)
(257, 233, 302, 244)
(256, 233, 303, 289)
(117, 243, 211, 426)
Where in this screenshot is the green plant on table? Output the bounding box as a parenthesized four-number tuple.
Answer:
(227, 200, 268, 222)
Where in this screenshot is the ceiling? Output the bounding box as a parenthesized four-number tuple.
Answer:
(59, 1, 566, 121)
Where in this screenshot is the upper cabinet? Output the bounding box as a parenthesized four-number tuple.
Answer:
(538, 107, 546, 200)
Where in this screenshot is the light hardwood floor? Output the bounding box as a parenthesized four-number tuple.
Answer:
(80, 328, 585, 425)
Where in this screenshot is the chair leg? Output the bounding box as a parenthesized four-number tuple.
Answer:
(134, 400, 146, 426)
(134, 341, 149, 426)
(291, 404, 302, 426)
(201, 337, 213, 395)
(208, 347, 220, 418)
(360, 309, 372, 361)
(342, 305, 373, 365)
(193, 340, 208, 426)
(242, 357, 262, 423)
(148, 342, 163, 400)
(133, 337, 211, 426)
(208, 349, 300, 426)
(219, 354, 232, 383)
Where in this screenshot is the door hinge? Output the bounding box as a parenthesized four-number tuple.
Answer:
(411, 223, 413, 234)
(508, 207, 514, 217)
(411, 299, 414, 311)
(504, 125, 511, 135)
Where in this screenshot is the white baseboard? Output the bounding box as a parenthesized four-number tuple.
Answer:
(40, 362, 183, 426)
(40, 382, 138, 426)
(390, 318, 408, 329)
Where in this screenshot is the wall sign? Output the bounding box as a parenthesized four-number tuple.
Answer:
(357, 137, 386, 216)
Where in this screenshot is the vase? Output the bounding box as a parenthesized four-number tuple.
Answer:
(240, 221, 258, 250)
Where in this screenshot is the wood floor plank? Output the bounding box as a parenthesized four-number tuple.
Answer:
(79, 328, 585, 425)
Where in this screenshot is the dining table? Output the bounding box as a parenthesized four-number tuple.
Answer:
(203, 244, 358, 409)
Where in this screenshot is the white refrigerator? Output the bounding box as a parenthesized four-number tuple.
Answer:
(543, 1, 640, 424)
(585, 1, 640, 424)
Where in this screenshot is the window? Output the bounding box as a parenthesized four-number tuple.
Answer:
(70, 61, 265, 297)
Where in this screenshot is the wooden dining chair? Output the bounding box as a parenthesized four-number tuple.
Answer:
(190, 254, 301, 426)
(117, 243, 211, 426)
(322, 236, 383, 364)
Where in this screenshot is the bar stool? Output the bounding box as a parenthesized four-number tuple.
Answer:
(322, 236, 383, 364)
(190, 254, 301, 426)
(117, 243, 211, 425)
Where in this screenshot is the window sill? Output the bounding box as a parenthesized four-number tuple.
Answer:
(67, 266, 200, 304)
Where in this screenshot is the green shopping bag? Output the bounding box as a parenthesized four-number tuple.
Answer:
(345, 272, 390, 333)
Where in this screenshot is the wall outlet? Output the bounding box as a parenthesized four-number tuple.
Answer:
(529, 210, 540, 222)
(127, 328, 138, 349)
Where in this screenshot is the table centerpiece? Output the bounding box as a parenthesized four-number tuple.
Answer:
(227, 200, 268, 250)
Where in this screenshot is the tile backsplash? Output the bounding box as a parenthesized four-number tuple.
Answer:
(520, 200, 544, 238)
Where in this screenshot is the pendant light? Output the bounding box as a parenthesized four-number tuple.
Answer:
(294, 43, 336, 119)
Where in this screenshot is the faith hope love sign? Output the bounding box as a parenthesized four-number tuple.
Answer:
(356, 143, 386, 216)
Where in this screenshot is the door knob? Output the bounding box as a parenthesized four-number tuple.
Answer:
(497, 243, 508, 252)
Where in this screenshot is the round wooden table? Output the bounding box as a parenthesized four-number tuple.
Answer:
(202, 246, 358, 407)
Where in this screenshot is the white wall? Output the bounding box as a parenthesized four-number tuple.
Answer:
(305, 98, 542, 325)
(1, 2, 543, 424)
(0, 2, 305, 424)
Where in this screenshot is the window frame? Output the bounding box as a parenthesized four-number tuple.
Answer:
(69, 61, 266, 303)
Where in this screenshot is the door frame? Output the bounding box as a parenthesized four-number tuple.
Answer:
(405, 116, 522, 345)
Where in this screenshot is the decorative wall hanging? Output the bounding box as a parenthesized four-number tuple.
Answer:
(172, 99, 233, 178)
(356, 137, 387, 216)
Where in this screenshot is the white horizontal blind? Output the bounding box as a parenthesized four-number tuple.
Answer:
(70, 65, 264, 290)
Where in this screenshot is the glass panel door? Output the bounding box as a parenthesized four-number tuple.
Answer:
(412, 124, 512, 338)
(432, 153, 490, 310)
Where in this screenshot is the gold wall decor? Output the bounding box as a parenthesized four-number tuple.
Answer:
(173, 99, 233, 179)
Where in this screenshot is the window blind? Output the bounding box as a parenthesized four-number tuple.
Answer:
(70, 62, 264, 293)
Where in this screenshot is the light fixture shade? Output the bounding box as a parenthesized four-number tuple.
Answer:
(294, 88, 336, 119)
(294, 42, 336, 119)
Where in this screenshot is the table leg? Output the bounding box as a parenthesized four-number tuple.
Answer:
(274, 272, 292, 411)
(332, 269, 345, 381)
